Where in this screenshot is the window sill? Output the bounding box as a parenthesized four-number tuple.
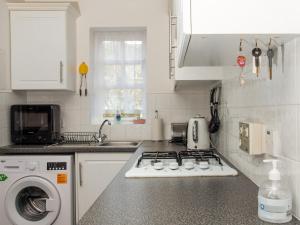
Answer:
(105, 119, 146, 125)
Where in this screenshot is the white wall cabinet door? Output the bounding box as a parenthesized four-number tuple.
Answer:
(8, 3, 78, 91)
(75, 153, 132, 222)
(11, 11, 66, 90)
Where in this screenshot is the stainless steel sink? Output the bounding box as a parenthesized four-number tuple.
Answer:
(48, 141, 142, 149)
(100, 141, 140, 147)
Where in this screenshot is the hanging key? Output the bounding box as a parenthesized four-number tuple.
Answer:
(267, 48, 274, 80)
(252, 46, 262, 77)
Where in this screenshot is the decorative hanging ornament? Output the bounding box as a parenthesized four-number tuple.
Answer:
(237, 55, 246, 86)
(237, 55, 246, 67)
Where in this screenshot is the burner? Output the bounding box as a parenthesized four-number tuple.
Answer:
(183, 161, 194, 170)
(126, 149, 238, 177)
(136, 151, 178, 167)
(178, 149, 223, 166)
(168, 162, 179, 170)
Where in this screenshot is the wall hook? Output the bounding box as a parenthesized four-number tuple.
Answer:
(268, 38, 272, 48)
(239, 39, 243, 51)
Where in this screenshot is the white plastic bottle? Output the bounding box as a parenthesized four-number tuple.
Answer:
(258, 159, 292, 223)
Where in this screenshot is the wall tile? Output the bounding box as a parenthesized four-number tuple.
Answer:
(297, 106, 300, 162)
(154, 93, 171, 110)
(220, 38, 300, 219)
(26, 91, 210, 140)
(169, 94, 188, 109)
(110, 124, 126, 140)
(125, 125, 142, 140)
(274, 106, 298, 160)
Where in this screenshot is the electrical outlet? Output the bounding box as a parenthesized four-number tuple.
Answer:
(239, 122, 266, 155)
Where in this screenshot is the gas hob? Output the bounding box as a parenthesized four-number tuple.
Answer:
(125, 149, 238, 178)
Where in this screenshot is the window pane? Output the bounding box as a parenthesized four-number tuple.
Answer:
(104, 89, 144, 115)
(125, 41, 143, 61)
(103, 64, 122, 87)
(102, 41, 122, 61)
(125, 64, 143, 83)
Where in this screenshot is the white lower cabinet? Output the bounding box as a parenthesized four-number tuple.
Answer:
(75, 153, 132, 222)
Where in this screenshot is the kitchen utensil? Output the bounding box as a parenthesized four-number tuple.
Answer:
(79, 62, 89, 96)
(62, 132, 98, 144)
(170, 122, 188, 143)
(209, 87, 221, 134)
(187, 115, 210, 150)
(252, 46, 262, 76)
(267, 48, 274, 80)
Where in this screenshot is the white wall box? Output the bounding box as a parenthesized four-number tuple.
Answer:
(8, 3, 79, 90)
(75, 152, 132, 222)
(176, 0, 300, 67)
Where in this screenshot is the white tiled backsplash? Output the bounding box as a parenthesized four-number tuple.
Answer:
(218, 38, 300, 219)
(26, 91, 210, 140)
(0, 92, 26, 146)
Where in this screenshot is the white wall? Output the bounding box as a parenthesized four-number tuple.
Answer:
(0, 0, 27, 147)
(218, 38, 300, 219)
(0, 0, 11, 89)
(26, 0, 210, 140)
(0, 92, 26, 146)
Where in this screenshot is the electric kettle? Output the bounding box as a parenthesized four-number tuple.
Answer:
(187, 115, 210, 150)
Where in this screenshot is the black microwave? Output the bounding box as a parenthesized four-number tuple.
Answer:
(11, 105, 61, 145)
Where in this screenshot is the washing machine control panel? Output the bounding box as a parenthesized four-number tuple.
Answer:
(47, 162, 67, 171)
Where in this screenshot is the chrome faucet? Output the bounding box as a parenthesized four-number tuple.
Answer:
(97, 119, 111, 144)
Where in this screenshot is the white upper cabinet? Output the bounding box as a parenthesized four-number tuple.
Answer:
(170, 0, 226, 89)
(8, 3, 79, 90)
(177, 0, 300, 67)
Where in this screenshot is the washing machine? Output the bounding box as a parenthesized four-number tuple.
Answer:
(0, 155, 74, 225)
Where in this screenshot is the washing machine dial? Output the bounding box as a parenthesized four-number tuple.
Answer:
(27, 162, 38, 171)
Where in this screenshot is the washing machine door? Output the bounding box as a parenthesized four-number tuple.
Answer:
(5, 176, 61, 225)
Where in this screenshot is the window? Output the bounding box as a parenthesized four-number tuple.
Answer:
(91, 30, 146, 124)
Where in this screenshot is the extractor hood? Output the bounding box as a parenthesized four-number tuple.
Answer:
(177, 0, 300, 68)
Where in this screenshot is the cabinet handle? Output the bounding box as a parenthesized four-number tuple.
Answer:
(79, 162, 83, 186)
(60, 61, 63, 83)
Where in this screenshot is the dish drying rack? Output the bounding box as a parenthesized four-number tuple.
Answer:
(62, 132, 98, 144)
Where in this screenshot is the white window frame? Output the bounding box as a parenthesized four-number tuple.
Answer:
(90, 28, 147, 125)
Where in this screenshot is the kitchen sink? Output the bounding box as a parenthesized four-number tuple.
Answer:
(47, 141, 142, 149)
(100, 141, 140, 147)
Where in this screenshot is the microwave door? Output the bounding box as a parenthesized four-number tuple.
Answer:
(24, 111, 49, 134)
(14, 110, 49, 134)
(11, 104, 60, 144)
